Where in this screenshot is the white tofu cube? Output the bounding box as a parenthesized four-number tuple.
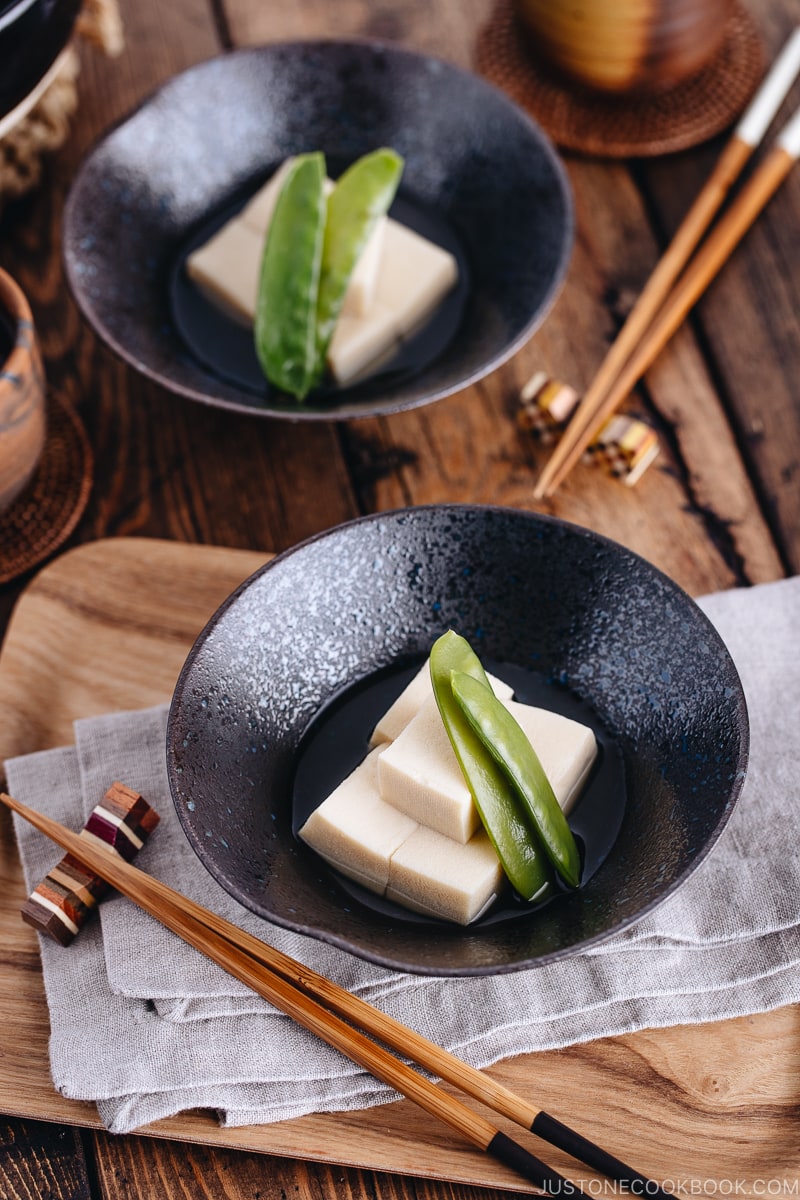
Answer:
(326, 301, 399, 385)
(378, 696, 478, 843)
(185, 218, 263, 327)
(386, 825, 504, 925)
(374, 219, 459, 336)
(238, 158, 296, 236)
(340, 216, 385, 319)
(378, 694, 598, 842)
(298, 749, 417, 893)
(369, 662, 514, 746)
(506, 700, 597, 816)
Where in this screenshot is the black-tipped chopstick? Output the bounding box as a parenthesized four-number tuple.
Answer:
(3, 790, 670, 1197)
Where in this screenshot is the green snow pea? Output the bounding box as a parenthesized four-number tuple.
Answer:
(450, 670, 581, 888)
(254, 152, 326, 400)
(429, 631, 554, 902)
(315, 148, 404, 363)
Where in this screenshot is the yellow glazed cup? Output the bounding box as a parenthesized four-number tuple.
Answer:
(0, 268, 46, 512)
(515, 0, 732, 94)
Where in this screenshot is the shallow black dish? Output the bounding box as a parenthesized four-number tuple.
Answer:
(63, 40, 573, 421)
(0, 0, 81, 128)
(167, 506, 748, 976)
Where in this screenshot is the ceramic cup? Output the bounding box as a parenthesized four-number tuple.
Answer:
(0, 267, 46, 512)
(515, 0, 733, 94)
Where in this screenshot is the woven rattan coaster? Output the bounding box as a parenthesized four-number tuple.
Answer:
(475, 0, 764, 157)
(0, 392, 92, 585)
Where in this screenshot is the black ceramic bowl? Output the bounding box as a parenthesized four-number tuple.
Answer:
(63, 40, 573, 421)
(167, 506, 748, 976)
(0, 0, 81, 129)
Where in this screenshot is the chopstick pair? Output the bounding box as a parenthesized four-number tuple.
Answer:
(534, 27, 800, 499)
(2, 789, 670, 1199)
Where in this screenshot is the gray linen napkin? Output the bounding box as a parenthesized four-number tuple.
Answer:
(6, 576, 800, 1134)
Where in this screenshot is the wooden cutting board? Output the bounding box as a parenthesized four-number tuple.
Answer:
(0, 538, 798, 1192)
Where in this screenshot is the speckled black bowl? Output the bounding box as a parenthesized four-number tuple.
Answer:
(62, 40, 572, 421)
(167, 506, 748, 975)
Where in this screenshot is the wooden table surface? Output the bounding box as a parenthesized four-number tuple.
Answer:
(0, 0, 797, 1196)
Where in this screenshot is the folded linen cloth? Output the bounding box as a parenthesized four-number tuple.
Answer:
(6, 576, 800, 1134)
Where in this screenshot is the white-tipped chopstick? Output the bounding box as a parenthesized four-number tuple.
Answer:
(2, 789, 672, 1198)
(534, 28, 800, 499)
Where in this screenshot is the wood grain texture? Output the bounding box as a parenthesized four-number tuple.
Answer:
(0, 538, 797, 1197)
(637, 9, 800, 574)
(216, 0, 787, 592)
(0, 0, 358, 566)
(336, 151, 784, 595)
(0, 1118, 92, 1200)
(0, 0, 797, 1196)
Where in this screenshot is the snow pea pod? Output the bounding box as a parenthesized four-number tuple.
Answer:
(429, 631, 553, 902)
(315, 148, 404, 363)
(450, 670, 581, 888)
(255, 152, 326, 400)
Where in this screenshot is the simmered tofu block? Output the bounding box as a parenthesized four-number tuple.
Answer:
(508, 700, 597, 816)
(375, 219, 459, 337)
(298, 749, 417, 892)
(185, 218, 263, 326)
(386, 825, 504, 925)
(238, 158, 295, 236)
(326, 301, 399, 384)
(369, 662, 514, 747)
(326, 219, 459, 384)
(298, 749, 504, 924)
(378, 694, 597, 842)
(187, 159, 386, 327)
(378, 696, 479, 843)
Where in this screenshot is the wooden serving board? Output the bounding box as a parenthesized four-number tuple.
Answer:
(0, 538, 798, 1192)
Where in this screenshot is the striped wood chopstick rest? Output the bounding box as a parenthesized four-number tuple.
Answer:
(21, 782, 159, 944)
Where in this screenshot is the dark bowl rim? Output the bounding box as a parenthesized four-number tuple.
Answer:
(0, 0, 82, 124)
(62, 38, 575, 423)
(166, 504, 750, 974)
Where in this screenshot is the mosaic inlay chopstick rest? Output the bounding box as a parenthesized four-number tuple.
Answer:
(517, 371, 579, 443)
(583, 414, 660, 487)
(517, 373, 659, 486)
(20, 781, 159, 945)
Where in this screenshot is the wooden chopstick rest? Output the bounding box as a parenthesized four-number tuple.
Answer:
(21, 781, 159, 945)
(518, 374, 659, 486)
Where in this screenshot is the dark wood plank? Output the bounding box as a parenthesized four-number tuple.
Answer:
(0, 0, 358, 569)
(90, 1134, 517, 1200)
(0, 1117, 92, 1200)
(637, 7, 800, 573)
(223, 0, 784, 595)
(335, 146, 783, 594)
(0, 0, 795, 1197)
(222, 0, 493, 61)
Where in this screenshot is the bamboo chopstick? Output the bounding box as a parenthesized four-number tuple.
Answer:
(533, 27, 800, 500)
(535, 106, 800, 496)
(2, 790, 671, 1198)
